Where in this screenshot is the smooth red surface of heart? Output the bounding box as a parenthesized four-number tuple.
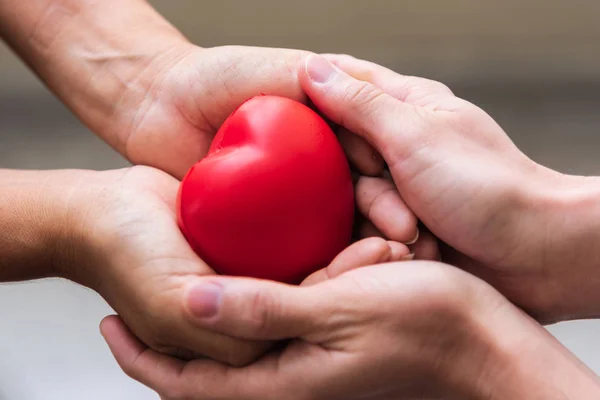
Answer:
(177, 95, 354, 283)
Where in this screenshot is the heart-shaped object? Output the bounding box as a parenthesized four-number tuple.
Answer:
(177, 95, 354, 283)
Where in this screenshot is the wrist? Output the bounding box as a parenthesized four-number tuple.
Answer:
(520, 170, 600, 321)
(1, 0, 192, 154)
(47, 168, 131, 289)
(441, 293, 600, 399)
(0, 169, 96, 282)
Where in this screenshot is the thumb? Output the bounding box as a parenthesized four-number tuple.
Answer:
(301, 237, 412, 286)
(299, 54, 418, 164)
(182, 277, 340, 341)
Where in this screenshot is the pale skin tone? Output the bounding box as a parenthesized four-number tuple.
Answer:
(2, 0, 600, 398)
(307, 53, 600, 323)
(0, 165, 413, 365)
(0, 0, 418, 366)
(101, 255, 600, 400)
(99, 55, 600, 399)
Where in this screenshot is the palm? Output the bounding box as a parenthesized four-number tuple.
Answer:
(89, 166, 264, 364)
(121, 46, 309, 179)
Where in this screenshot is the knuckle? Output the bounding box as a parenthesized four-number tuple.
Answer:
(356, 177, 396, 220)
(344, 81, 385, 115)
(426, 79, 453, 96)
(410, 77, 453, 96)
(366, 187, 396, 221)
(248, 289, 281, 336)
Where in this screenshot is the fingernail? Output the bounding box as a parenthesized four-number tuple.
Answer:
(401, 253, 415, 261)
(187, 282, 222, 318)
(306, 54, 337, 83)
(405, 229, 420, 245)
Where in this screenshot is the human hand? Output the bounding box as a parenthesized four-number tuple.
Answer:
(100, 258, 600, 400)
(108, 44, 313, 179)
(298, 53, 600, 322)
(58, 166, 413, 366)
(51, 166, 269, 365)
(113, 44, 425, 247)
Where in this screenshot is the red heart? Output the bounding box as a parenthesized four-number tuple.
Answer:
(177, 95, 355, 283)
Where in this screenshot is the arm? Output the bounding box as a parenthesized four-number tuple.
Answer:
(0, 166, 274, 366)
(0, 0, 189, 156)
(298, 54, 600, 323)
(450, 298, 600, 399)
(0, 169, 88, 281)
(0, 1, 317, 179)
(100, 260, 600, 400)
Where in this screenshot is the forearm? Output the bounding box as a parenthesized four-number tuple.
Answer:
(488, 312, 600, 399)
(0, 0, 190, 154)
(526, 173, 600, 321)
(0, 169, 86, 281)
(446, 298, 600, 399)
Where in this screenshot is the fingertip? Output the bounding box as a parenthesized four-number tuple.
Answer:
(405, 228, 420, 245)
(303, 53, 339, 84)
(309, 237, 392, 285)
(364, 237, 394, 264)
(184, 281, 223, 321)
(100, 315, 145, 357)
(100, 315, 126, 343)
(331, 237, 390, 270)
(99, 314, 116, 334)
(386, 241, 412, 261)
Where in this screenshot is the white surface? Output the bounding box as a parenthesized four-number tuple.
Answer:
(548, 320, 600, 373)
(0, 280, 157, 400)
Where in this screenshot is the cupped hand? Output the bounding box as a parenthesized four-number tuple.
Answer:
(110, 45, 312, 179)
(65, 166, 413, 366)
(100, 256, 600, 399)
(298, 53, 592, 322)
(63, 166, 266, 365)
(101, 43, 425, 244)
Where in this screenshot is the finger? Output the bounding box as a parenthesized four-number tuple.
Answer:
(100, 316, 187, 397)
(337, 126, 384, 176)
(322, 53, 454, 103)
(356, 176, 418, 243)
(299, 54, 419, 168)
(410, 230, 441, 261)
(301, 237, 411, 286)
(170, 323, 272, 367)
(102, 315, 258, 400)
(183, 277, 339, 340)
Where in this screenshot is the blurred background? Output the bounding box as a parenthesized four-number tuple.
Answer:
(1, 0, 600, 398)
